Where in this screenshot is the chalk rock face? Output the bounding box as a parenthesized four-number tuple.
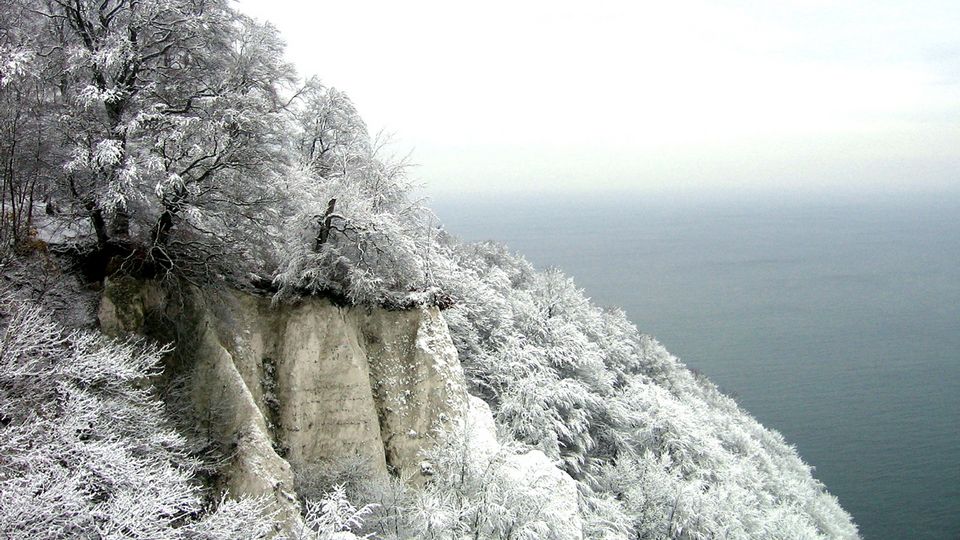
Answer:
(463, 396, 500, 465)
(360, 306, 467, 481)
(263, 299, 390, 476)
(500, 449, 583, 539)
(462, 396, 584, 540)
(98, 277, 468, 524)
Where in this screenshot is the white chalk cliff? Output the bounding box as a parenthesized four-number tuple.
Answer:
(97, 277, 581, 535)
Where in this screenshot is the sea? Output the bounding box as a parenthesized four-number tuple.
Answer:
(432, 191, 960, 540)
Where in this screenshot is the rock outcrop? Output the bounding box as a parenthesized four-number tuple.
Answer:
(462, 397, 584, 540)
(98, 277, 468, 526)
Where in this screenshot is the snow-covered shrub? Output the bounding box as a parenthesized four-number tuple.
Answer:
(293, 484, 376, 540)
(578, 488, 633, 540)
(294, 457, 384, 506)
(0, 296, 275, 538)
(411, 409, 583, 540)
(272, 174, 435, 306)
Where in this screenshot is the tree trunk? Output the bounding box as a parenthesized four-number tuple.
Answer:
(151, 209, 175, 247)
(314, 198, 337, 251)
(90, 206, 109, 248)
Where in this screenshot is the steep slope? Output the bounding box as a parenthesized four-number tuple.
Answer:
(434, 242, 861, 539)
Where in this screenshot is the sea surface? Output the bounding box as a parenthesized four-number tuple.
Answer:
(432, 192, 960, 540)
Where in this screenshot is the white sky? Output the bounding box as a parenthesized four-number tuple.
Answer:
(235, 0, 960, 198)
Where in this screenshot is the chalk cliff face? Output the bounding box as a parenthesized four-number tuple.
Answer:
(97, 277, 471, 525)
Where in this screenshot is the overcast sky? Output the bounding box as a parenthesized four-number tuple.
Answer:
(236, 0, 960, 199)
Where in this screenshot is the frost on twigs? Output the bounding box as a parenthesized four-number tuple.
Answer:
(295, 485, 376, 540)
(0, 296, 277, 538)
(271, 174, 440, 308)
(410, 397, 584, 540)
(270, 82, 449, 308)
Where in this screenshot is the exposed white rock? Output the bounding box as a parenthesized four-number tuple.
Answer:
(462, 395, 584, 539)
(464, 396, 500, 465)
(98, 277, 468, 528)
(500, 449, 583, 540)
(158, 288, 302, 528)
(360, 306, 468, 482)
(272, 301, 388, 475)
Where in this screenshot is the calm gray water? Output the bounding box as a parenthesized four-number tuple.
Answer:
(432, 193, 960, 540)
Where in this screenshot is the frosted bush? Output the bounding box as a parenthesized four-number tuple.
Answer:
(0, 297, 275, 538)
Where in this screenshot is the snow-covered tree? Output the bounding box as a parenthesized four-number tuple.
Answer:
(272, 86, 437, 305)
(0, 1, 61, 250)
(297, 83, 371, 183)
(294, 484, 375, 540)
(0, 0, 301, 283)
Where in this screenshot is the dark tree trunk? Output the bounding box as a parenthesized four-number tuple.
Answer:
(151, 209, 175, 247)
(90, 206, 109, 248)
(315, 198, 337, 251)
(147, 209, 176, 271)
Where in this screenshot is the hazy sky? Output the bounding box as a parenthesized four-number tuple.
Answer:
(236, 0, 960, 198)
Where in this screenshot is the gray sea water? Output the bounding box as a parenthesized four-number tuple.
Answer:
(432, 192, 960, 540)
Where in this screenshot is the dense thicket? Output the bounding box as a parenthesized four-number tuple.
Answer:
(432, 244, 859, 538)
(1, 1, 858, 538)
(0, 296, 276, 538)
